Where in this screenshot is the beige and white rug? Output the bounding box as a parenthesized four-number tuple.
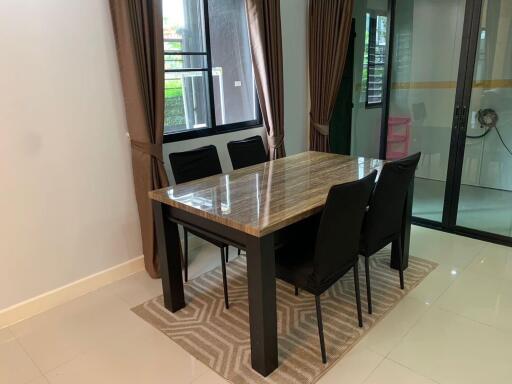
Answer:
(133, 250, 436, 383)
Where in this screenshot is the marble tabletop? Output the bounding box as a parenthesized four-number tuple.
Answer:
(149, 151, 383, 237)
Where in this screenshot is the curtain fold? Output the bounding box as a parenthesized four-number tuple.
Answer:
(309, 0, 354, 152)
(246, 0, 286, 159)
(110, 0, 169, 278)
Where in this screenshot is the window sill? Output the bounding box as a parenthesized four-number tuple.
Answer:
(163, 120, 263, 143)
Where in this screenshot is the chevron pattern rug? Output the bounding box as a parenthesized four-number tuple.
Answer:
(133, 250, 436, 383)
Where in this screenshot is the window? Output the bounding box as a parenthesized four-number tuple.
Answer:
(163, 0, 261, 142)
(361, 13, 388, 107)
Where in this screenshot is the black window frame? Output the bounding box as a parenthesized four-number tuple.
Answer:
(163, 0, 262, 143)
(365, 14, 387, 109)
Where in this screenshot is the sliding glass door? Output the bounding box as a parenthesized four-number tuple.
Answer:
(455, 0, 512, 238)
(386, 0, 512, 244)
(388, 0, 468, 223)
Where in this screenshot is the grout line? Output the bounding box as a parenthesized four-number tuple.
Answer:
(434, 304, 510, 335)
(359, 356, 386, 384)
(384, 357, 443, 384)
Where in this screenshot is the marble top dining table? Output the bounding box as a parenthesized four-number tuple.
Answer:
(149, 151, 413, 377)
(149, 151, 385, 237)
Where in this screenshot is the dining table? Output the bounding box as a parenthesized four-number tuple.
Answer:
(149, 151, 414, 377)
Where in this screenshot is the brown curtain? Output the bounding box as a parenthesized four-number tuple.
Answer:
(309, 0, 354, 152)
(110, 0, 169, 278)
(246, 0, 286, 159)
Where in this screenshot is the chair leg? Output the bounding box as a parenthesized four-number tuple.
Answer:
(294, 286, 299, 296)
(315, 295, 327, 364)
(353, 262, 363, 328)
(220, 247, 229, 309)
(238, 248, 241, 256)
(364, 257, 372, 314)
(225, 246, 229, 263)
(394, 236, 405, 290)
(184, 228, 189, 283)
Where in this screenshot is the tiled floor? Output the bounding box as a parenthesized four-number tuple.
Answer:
(2, 226, 512, 384)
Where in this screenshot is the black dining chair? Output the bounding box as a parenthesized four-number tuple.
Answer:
(359, 152, 421, 314)
(275, 171, 377, 363)
(169, 145, 231, 309)
(227, 135, 268, 170)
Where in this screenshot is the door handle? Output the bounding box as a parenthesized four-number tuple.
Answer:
(460, 106, 468, 124)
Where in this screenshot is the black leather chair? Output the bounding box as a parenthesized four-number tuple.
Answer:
(169, 145, 230, 309)
(275, 171, 377, 363)
(360, 152, 421, 314)
(227, 135, 267, 170)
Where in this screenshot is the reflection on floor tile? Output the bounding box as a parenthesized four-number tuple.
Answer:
(436, 270, 512, 333)
(357, 297, 430, 356)
(466, 242, 512, 281)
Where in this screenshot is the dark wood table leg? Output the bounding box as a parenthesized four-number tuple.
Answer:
(152, 201, 185, 312)
(246, 234, 278, 377)
(391, 178, 414, 271)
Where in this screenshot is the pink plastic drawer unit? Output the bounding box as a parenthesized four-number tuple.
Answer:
(387, 116, 411, 160)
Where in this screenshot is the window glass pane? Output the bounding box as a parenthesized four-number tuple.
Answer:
(164, 71, 210, 133)
(163, 0, 206, 52)
(208, 0, 257, 125)
(164, 54, 207, 71)
(367, 15, 387, 105)
(360, 13, 371, 103)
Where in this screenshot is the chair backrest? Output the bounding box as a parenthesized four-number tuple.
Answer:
(362, 152, 421, 250)
(169, 145, 222, 184)
(227, 135, 268, 170)
(312, 170, 378, 285)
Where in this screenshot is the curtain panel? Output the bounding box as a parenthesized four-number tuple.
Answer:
(110, 0, 169, 277)
(309, 0, 354, 152)
(246, 0, 286, 159)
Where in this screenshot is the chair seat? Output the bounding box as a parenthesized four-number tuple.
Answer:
(360, 232, 398, 257)
(276, 238, 355, 296)
(276, 241, 315, 289)
(187, 228, 227, 248)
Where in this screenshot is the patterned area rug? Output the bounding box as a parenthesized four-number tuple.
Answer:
(133, 250, 437, 383)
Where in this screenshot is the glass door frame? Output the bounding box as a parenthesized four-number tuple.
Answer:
(380, 0, 512, 247)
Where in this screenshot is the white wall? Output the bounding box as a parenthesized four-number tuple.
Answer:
(165, 0, 309, 179)
(0, 0, 142, 311)
(281, 0, 309, 155)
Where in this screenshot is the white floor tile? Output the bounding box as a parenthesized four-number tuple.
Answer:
(45, 322, 207, 384)
(0, 336, 41, 384)
(28, 377, 50, 384)
(101, 270, 163, 308)
(190, 370, 229, 384)
(363, 359, 438, 384)
(10, 289, 158, 373)
(0, 327, 15, 343)
(389, 306, 512, 384)
(317, 345, 383, 384)
(466, 242, 512, 281)
(436, 270, 512, 333)
(357, 297, 431, 356)
(410, 226, 485, 269)
(408, 264, 460, 305)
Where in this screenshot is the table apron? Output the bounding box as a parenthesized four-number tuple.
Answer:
(168, 206, 250, 250)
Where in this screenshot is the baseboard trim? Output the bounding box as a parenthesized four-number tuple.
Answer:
(0, 255, 145, 329)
